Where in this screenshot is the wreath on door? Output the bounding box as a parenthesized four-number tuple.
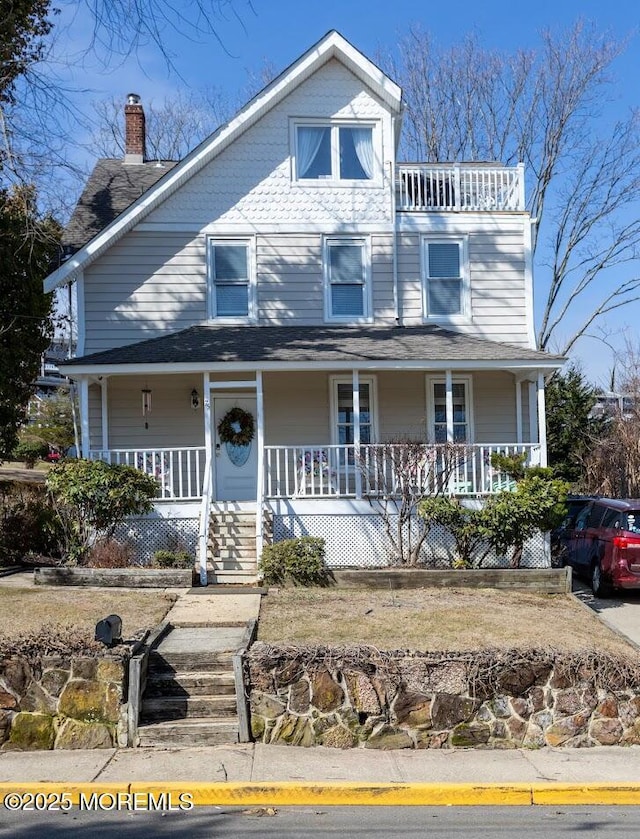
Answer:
(217, 407, 255, 446)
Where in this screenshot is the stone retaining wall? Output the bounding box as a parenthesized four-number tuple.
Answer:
(0, 654, 128, 750)
(247, 646, 640, 749)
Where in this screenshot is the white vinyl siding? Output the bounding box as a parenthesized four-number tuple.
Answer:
(397, 220, 530, 346)
(83, 231, 207, 353)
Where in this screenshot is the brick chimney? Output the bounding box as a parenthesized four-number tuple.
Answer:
(124, 93, 145, 164)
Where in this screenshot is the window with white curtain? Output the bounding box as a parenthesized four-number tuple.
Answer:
(209, 240, 251, 318)
(325, 238, 369, 320)
(427, 376, 474, 443)
(422, 238, 469, 319)
(295, 123, 375, 181)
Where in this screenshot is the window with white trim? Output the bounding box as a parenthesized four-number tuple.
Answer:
(325, 238, 369, 320)
(209, 240, 251, 319)
(428, 377, 473, 443)
(332, 378, 375, 445)
(423, 238, 468, 318)
(295, 123, 375, 181)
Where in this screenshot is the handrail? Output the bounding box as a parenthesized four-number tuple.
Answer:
(197, 453, 212, 587)
(396, 163, 524, 212)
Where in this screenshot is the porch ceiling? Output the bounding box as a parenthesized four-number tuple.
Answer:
(62, 324, 564, 375)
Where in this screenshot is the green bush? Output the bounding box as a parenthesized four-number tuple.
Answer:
(0, 480, 64, 563)
(13, 439, 47, 468)
(46, 459, 158, 565)
(153, 549, 194, 569)
(259, 537, 330, 586)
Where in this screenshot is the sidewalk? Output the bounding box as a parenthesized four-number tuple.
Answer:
(2, 744, 640, 806)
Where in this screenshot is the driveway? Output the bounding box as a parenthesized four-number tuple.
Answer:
(572, 578, 640, 649)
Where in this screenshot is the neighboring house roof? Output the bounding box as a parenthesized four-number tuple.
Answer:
(63, 159, 178, 253)
(62, 324, 563, 372)
(45, 30, 403, 293)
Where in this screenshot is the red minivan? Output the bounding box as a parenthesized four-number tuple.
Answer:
(564, 498, 640, 596)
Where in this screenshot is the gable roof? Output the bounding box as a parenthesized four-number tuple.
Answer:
(45, 30, 403, 293)
(62, 159, 178, 253)
(62, 324, 563, 374)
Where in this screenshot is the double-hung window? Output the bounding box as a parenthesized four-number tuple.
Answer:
(423, 238, 468, 319)
(428, 377, 473, 443)
(295, 123, 375, 181)
(332, 378, 375, 446)
(209, 240, 251, 319)
(325, 238, 368, 320)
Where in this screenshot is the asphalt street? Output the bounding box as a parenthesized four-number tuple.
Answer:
(2, 806, 640, 838)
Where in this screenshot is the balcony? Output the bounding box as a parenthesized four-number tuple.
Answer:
(396, 163, 525, 212)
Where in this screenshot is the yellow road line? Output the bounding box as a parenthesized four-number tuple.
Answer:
(1, 781, 640, 807)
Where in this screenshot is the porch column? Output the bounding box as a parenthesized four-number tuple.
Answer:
(352, 369, 362, 499)
(528, 380, 538, 453)
(255, 371, 264, 557)
(537, 372, 548, 467)
(199, 372, 212, 587)
(79, 377, 90, 458)
(203, 372, 212, 486)
(445, 369, 454, 442)
(515, 377, 523, 444)
(100, 378, 109, 452)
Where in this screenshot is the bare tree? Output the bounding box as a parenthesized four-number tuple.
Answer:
(1, 0, 256, 212)
(90, 88, 233, 161)
(384, 21, 640, 355)
(359, 439, 463, 566)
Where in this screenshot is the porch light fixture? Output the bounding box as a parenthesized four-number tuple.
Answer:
(190, 388, 201, 410)
(141, 388, 152, 417)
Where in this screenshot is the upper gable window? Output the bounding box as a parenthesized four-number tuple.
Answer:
(295, 124, 375, 181)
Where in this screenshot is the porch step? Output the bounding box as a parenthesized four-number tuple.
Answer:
(143, 671, 236, 697)
(213, 535, 256, 547)
(210, 571, 258, 585)
(137, 719, 238, 748)
(141, 694, 237, 722)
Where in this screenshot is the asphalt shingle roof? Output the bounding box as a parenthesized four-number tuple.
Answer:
(65, 324, 561, 367)
(62, 159, 178, 253)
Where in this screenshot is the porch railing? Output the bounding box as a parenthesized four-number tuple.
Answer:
(396, 163, 525, 212)
(264, 443, 541, 500)
(89, 447, 206, 500)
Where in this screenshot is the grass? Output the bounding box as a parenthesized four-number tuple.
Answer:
(0, 587, 176, 638)
(257, 587, 633, 654)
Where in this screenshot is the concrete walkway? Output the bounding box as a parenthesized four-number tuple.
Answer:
(1, 743, 640, 784)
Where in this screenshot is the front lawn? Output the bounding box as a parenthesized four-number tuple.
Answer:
(258, 587, 631, 653)
(0, 587, 176, 638)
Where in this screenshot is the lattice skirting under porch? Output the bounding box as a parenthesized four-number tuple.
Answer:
(114, 517, 199, 566)
(272, 513, 549, 569)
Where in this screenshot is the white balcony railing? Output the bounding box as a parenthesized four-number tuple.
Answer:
(264, 443, 541, 500)
(396, 163, 525, 212)
(89, 447, 206, 500)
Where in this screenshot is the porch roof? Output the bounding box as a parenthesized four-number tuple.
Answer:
(62, 324, 563, 374)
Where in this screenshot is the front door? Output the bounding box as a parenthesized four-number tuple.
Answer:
(213, 396, 258, 501)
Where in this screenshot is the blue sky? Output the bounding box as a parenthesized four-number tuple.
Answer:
(52, 0, 640, 385)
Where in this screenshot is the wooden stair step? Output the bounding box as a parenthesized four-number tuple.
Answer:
(137, 719, 238, 748)
(148, 650, 234, 673)
(141, 694, 237, 722)
(144, 671, 236, 697)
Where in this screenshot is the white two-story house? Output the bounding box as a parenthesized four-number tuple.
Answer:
(44, 31, 563, 581)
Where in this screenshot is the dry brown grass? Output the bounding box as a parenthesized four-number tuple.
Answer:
(258, 587, 632, 654)
(0, 587, 176, 638)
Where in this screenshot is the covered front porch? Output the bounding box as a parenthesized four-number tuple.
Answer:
(63, 322, 562, 576)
